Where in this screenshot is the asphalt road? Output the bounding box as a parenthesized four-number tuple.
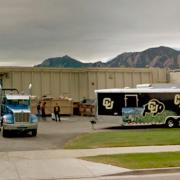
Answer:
(0, 116, 168, 152)
(0, 116, 114, 152)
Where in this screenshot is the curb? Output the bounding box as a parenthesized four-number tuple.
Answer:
(104, 167, 180, 177)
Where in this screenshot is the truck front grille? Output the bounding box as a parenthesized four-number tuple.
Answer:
(15, 113, 30, 122)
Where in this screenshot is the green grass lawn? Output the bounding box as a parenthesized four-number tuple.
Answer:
(82, 152, 180, 169)
(64, 128, 180, 149)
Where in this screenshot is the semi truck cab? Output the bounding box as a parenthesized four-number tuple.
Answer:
(0, 87, 38, 137)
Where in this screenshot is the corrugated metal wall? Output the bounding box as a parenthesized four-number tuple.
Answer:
(169, 70, 180, 83)
(0, 67, 168, 101)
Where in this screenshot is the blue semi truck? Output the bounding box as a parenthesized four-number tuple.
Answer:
(0, 85, 38, 137)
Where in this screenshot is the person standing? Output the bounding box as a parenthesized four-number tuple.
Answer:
(54, 103, 61, 122)
(37, 101, 41, 117)
(41, 101, 46, 120)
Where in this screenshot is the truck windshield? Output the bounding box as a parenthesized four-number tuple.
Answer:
(7, 99, 29, 107)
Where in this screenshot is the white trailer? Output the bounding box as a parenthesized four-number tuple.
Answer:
(95, 84, 180, 128)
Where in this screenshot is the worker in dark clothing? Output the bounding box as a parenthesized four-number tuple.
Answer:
(41, 102, 46, 120)
(37, 101, 41, 117)
(54, 103, 61, 122)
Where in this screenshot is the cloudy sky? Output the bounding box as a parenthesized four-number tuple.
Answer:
(0, 0, 180, 66)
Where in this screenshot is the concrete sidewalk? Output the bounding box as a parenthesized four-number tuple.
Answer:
(1, 145, 180, 180)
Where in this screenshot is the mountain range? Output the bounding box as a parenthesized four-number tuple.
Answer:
(35, 46, 180, 69)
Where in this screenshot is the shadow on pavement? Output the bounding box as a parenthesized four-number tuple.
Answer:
(2, 131, 35, 138)
(101, 124, 166, 130)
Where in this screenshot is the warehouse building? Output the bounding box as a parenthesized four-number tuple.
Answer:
(0, 67, 168, 101)
(169, 69, 180, 83)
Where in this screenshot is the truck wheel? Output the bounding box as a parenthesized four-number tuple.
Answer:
(166, 118, 175, 128)
(2, 129, 8, 137)
(32, 129, 37, 136)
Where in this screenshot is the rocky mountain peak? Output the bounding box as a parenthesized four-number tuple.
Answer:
(35, 46, 180, 69)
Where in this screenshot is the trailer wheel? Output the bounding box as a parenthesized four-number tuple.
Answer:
(166, 118, 175, 128)
(32, 129, 37, 136)
(177, 119, 180, 127)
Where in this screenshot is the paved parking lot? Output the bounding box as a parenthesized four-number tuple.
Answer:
(0, 116, 115, 152)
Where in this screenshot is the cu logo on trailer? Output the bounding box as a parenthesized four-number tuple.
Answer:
(174, 94, 180, 107)
(103, 98, 114, 109)
(148, 101, 158, 114)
